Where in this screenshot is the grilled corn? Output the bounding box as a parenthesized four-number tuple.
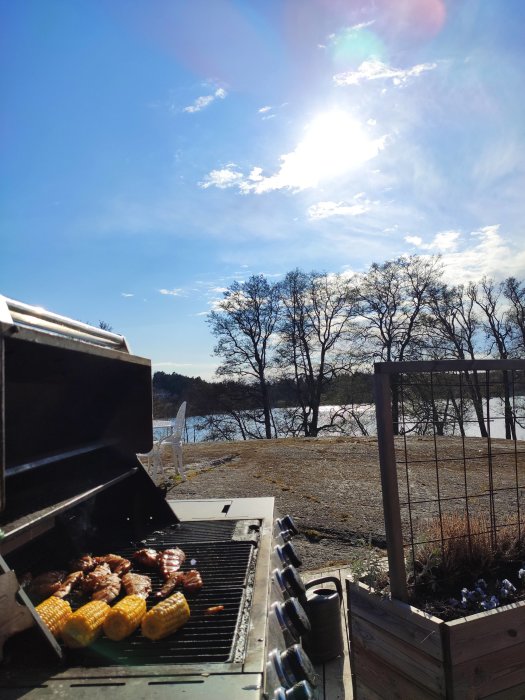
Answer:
(61, 600, 110, 648)
(141, 592, 190, 640)
(103, 595, 147, 641)
(35, 596, 72, 637)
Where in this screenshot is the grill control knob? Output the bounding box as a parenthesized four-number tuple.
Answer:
(281, 565, 306, 603)
(278, 515, 299, 536)
(280, 644, 319, 688)
(276, 542, 302, 568)
(271, 598, 311, 640)
(277, 528, 294, 543)
(273, 680, 318, 700)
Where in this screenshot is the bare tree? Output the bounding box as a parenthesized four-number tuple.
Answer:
(470, 278, 516, 439)
(503, 277, 525, 356)
(208, 275, 280, 439)
(426, 282, 487, 437)
(359, 255, 443, 434)
(276, 270, 361, 437)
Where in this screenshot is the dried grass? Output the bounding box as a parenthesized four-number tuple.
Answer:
(412, 512, 525, 583)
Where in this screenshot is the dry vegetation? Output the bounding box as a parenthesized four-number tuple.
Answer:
(156, 435, 525, 575)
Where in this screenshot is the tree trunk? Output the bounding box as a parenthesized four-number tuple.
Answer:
(464, 370, 488, 438)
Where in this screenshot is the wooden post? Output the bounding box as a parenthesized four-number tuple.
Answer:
(374, 367, 408, 602)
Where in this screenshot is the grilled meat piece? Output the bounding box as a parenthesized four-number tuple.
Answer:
(154, 571, 184, 599)
(182, 569, 203, 593)
(121, 572, 152, 599)
(69, 554, 96, 573)
(94, 554, 132, 576)
(91, 572, 121, 603)
(27, 571, 67, 600)
(157, 548, 186, 580)
(53, 571, 84, 598)
(132, 548, 159, 568)
(82, 563, 112, 594)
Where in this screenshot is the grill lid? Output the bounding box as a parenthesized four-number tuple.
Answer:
(0, 295, 153, 525)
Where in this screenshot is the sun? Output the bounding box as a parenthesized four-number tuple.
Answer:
(280, 110, 385, 189)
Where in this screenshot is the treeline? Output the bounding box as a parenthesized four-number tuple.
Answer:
(153, 371, 374, 417)
(156, 256, 525, 441)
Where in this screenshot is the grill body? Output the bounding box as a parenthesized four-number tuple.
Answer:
(0, 297, 305, 699)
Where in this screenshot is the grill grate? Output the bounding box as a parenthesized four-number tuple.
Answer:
(69, 539, 256, 666)
(140, 519, 239, 544)
(6, 526, 257, 668)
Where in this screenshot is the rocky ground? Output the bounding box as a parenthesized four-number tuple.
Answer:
(152, 434, 525, 574)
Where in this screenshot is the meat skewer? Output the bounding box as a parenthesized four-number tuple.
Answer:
(122, 572, 152, 599)
(157, 548, 186, 580)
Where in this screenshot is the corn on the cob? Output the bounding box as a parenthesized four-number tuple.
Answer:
(141, 592, 190, 640)
(35, 596, 72, 637)
(61, 600, 110, 648)
(103, 595, 147, 641)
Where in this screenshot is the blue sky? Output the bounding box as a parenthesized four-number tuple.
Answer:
(2, 0, 525, 380)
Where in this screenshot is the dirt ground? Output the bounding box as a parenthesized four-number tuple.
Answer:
(156, 435, 525, 573)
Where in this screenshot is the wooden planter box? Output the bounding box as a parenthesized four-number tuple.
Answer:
(347, 579, 525, 699)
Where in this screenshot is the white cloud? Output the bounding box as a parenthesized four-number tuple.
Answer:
(258, 105, 272, 113)
(307, 198, 373, 220)
(334, 59, 437, 87)
(202, 111, 387, 195)
(121, 292, 134, 297)
(199, 166, 244, 189)
(414, 225, 525, 283)
(405, 230, 460, 252)
(159, 288, 183, 296)
(183, 87, 227, 113)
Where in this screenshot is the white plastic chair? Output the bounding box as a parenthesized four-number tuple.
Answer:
(138, 433, 165, 485)
(159, 402, 187, 481)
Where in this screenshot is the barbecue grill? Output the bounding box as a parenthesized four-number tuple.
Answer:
(0, 296, 317, 699)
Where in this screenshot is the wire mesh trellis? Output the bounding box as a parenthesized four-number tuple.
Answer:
(374, 359, 525, 603)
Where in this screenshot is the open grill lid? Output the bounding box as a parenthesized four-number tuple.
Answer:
(0, 295, 158, 538)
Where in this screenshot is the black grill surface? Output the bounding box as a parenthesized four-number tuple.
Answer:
(6, 525, 257, 668)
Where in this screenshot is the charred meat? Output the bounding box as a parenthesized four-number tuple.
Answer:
(27, 571, 67, 600)
(82, 563, 112, 594)
(121, 572, 152, 599)
(132, 548, 159, 568)
(68, 554, 96, 573)
(53, 571, 84, 598)
(182, 569, 203, 593)
(157, 548, 186, 580)
(94, 553, 132, 576)
(154, 572, 184, 599)
(91, 572, 122, 603)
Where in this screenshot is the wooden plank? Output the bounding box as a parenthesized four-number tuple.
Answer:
(446, 599, 525, 664)
(351, 615, 445, 695)
(449, 639, 525, 699)
(484, 682, 525, 699)
(374, 370, 408, 601)
(352, 642, 441, 700)
(347, 580, 443, 661)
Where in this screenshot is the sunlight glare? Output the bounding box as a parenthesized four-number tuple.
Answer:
(281, 110, 385, 189)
